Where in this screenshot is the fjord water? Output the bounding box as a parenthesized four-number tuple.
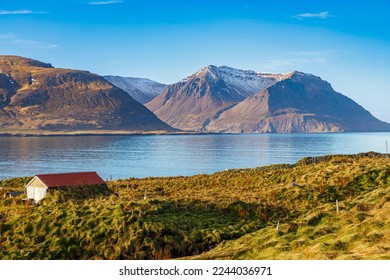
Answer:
(0, 133, 389, 180)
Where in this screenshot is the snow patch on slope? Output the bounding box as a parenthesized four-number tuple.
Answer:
(184, 65, 292, 98)
(104, 76, 166, 104)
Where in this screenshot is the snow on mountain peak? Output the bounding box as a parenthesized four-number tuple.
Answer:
(197, 65, 290, 98)
(179, 66, 312, 98)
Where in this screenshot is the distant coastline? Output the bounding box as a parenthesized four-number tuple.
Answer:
(0, 129, 197, 137)
(1, 129, 390, 137)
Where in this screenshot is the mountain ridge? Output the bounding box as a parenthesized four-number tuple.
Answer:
(2, 57, 389, 134)
(146, 65, 289, 131)
(146, 66, 390, 133)
(0, 55, 173, 132)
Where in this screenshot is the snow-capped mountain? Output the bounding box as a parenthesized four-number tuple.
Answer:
(146, 66, 390, 133)
(186, 65, 286, 99)
(146, 65, 294, 131)
(104, 76, 166, 104)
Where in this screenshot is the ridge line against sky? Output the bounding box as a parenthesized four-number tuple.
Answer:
(0, 0, 389, 122)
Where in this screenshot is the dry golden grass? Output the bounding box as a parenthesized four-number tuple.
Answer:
(182, 181, 390, 260)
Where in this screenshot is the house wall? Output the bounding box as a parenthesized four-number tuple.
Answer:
(26, 177, 48, 202)
(26, 186, 34, 199)
(26, 186, 47, 202)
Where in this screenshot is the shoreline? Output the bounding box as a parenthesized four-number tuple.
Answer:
(1, 129, 390, 137)
(0, 129, 213, 137)
(1, 151, 386, 182)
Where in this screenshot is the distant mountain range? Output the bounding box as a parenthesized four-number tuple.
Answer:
(104, 76, 166, 104)
(145, 65, 390, 133)
(0, 56, 172, 132)
(1, 56, 389, 134)
(145, 65, 286, 131)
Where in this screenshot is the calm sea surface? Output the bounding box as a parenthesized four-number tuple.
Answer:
(0, 133, 389, 180)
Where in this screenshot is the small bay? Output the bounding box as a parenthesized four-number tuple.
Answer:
(0, 132, 389, 180)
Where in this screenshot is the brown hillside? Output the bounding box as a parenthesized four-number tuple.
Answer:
(0, 55, 172, 131)
(146, 65, 281, 131)
(148, 66, 390, 133)
(207, 72, 390, 132)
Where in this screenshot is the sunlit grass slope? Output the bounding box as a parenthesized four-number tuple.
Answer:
(0, 152, 389, 259)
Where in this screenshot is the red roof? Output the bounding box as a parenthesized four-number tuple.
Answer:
(35, 172, 106, 189)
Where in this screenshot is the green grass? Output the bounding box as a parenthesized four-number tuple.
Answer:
(0, 152, 389, 259)
(187, 186, 390, 260)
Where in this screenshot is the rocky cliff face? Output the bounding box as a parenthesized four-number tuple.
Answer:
(0, 56, 172, 131)
(146, 66, 390, 133)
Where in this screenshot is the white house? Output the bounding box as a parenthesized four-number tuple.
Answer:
(25, 171, 106, 203)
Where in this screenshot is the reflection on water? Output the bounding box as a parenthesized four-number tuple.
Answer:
(0, 133, 389, 180)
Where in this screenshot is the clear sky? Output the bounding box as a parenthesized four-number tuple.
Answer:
(1, 0, 389, 122)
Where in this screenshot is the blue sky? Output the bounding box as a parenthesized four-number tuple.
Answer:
(1, 0, 389, 122)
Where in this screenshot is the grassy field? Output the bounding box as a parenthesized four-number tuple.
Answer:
(0, 152, 389, 259)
